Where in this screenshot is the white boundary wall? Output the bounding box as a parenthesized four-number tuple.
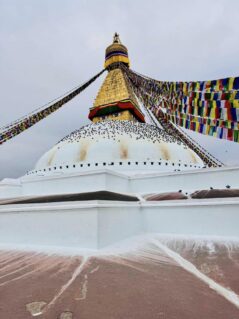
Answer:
(1, 166, 238, 199)
(0, 199, 238, 249)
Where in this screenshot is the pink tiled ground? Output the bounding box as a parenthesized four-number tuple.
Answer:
(0, 239, 238, 318)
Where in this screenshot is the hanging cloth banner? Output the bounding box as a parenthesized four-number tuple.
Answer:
(122, 66, 239, 143)
(0, 69, 105, 145)
(165, 111, 239, 143)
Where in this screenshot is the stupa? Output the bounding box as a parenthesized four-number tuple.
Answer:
(0, 33, 239, 249)
(23, 33, 204, 179)
(0, 34, 239, 319)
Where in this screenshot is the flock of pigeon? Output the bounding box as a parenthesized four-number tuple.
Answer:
(59, 120, 186, 147)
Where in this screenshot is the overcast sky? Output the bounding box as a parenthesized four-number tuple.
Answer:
(0, 0, 239, 180)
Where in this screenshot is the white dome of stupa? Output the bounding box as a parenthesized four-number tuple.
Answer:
(27, 121, 204, 176)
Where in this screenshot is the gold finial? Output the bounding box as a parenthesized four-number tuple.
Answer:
(104, 33, 130, 69)
(113, 32, 121, 44)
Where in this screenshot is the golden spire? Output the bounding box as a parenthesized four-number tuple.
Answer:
(88, 35, 144, 123)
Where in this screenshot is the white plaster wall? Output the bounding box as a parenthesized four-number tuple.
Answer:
(98, 204, 142, 248)
(130, 167, 239, 194)
(21, 170, 130, 197)
(19, 166, 239, 198)
(142, 201, 239, 237)
(0, 185, 22, 199)
(0, 199, 239, 250)
(0, 205, 98, 249)
(21, 172, 107, 196)
(105, 173, 129, 193)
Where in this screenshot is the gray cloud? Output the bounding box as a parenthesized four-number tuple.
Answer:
(0, 0, 239, 179)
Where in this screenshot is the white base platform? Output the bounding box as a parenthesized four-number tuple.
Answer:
(1, 166, 239, 199)
(0, 198, 239, 249)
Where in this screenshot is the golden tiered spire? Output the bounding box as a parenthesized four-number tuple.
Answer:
(88, 34, 145, 123)
(93, 68, 139, 109)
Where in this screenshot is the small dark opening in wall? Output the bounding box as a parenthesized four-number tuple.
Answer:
(103, 163, 106, 166)
(119, 162, 122, 165)
(95, 163, 98, 166)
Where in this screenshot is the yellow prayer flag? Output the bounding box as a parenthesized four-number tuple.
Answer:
(229, 77, 234, 91)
